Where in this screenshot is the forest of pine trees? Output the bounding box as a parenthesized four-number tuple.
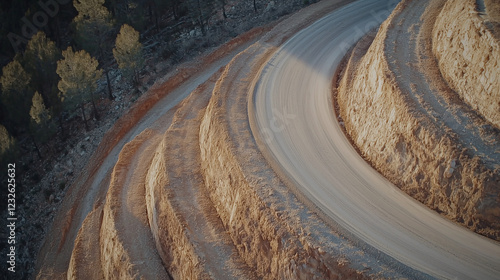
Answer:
(0, 0, 312, 166)
(0, 1, 318, 278)
(0, 0, 229, 164)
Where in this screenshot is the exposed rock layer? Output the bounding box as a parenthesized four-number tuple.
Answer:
(38, 1, 411, 279)
(336, 0, 500, 239)
(433, 0, 500, 128)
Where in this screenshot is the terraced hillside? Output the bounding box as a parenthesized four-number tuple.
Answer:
(336, 0, 500, 240)
(35, 0, 500, 279)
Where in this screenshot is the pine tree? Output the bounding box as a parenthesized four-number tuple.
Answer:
(73, 0, 115, 100)
(57, 47, 103, 131)
(0, 59, 33, 135)
(0, 124, 14, 157)
(1, 60, 30, 97)
(24, 31, 62, 115)
(0, 124, 17, 166)
(29, 91, 53, 159)
(30, 91, 51, 125)
(113, 24, 144, 87)
(187, 0, 215, 35)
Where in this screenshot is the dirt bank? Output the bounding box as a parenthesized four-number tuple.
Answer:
(35, 24, 269, 279)
(200, 41, 361, 280)
(37, 0, 459, 278)
(100, 128, 169, 280)
(433, 0, 500, 128)
(199, 0, 421, 279)
(144, 68, 258, 279)
(336, 0, 500, 239)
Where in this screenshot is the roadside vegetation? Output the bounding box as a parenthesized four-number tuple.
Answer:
(0, 0, 314, 168)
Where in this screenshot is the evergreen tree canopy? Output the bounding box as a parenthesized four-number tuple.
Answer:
(113, 24, 144, 83)
(1, 59, 30, 94)
(29, 91, 56, 152)
(0, 124, 14, 156)
(73, 0, 114, 55)
(0, 59, 33, 134)
(30, 91, 51, 125)
(73, 0, 115, 100)
(24, 31, 62, 110)
(57, 47, 102, 110)
(74, 0, 112, 24)
(25, 31, 60, 68)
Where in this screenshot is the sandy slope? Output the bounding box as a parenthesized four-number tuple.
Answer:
(337, 0, 500, 239)
(99, 129, 168, 279)
(145, 70, 257, 279)
(35, 29, 265, 278)
(433, 0, 500, 129)
(36, 0, 500, 279)
(384, 0, 500, 238)
(386, 0, 500, 167)
(252, 0, 500, 279)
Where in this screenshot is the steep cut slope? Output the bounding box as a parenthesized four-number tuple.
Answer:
(38, 1, 418, 279)
(433, 0, 500, 128)
(336, 0, 500, 239)
(199, 0, 431, 278)
(35, 24, 270, 279)
(144, 69, 257, 280)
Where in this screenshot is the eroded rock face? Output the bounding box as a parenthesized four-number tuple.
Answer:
(433, 0, 500, 129)
(336, 0, 500, 240)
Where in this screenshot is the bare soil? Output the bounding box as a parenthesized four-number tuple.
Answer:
(2, 1, 322, 279)
(33, 0, 420, 279)
(336, 0, 500, 240)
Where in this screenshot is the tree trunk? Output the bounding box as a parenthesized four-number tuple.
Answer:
(55, 16, 62, 48)
(58, 114, 65, 140)
(98, 43, 113, 100)
(90, 95, 99, 121)
(149, 3, 153, 23)
(173, 4, 178, 20)
(80, 103, 89, 131)
(221, 0, 227, 19)
(105, 67, 114, 100)
(31, 134, 42, 159)
(174, 0, 182, 20)
(134, 69, 140, 89)
(197, 0, 206, 35)
(155, 10, 160, 32)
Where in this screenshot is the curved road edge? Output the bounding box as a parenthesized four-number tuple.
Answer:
(250, 0, 500, 279)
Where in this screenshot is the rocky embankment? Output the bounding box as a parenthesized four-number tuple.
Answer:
(336, 0, 500, 240)
(433, 0, 500, 128)
(37, 0, 426, 279)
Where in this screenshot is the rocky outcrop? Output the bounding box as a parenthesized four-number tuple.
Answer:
(433, 0, 500, 128)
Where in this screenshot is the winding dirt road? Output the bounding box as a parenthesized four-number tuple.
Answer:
(252, 0, 500, 279)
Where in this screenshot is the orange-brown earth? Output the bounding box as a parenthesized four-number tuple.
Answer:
(36, 0, 416, 279)
(36, 0, 500, 279)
